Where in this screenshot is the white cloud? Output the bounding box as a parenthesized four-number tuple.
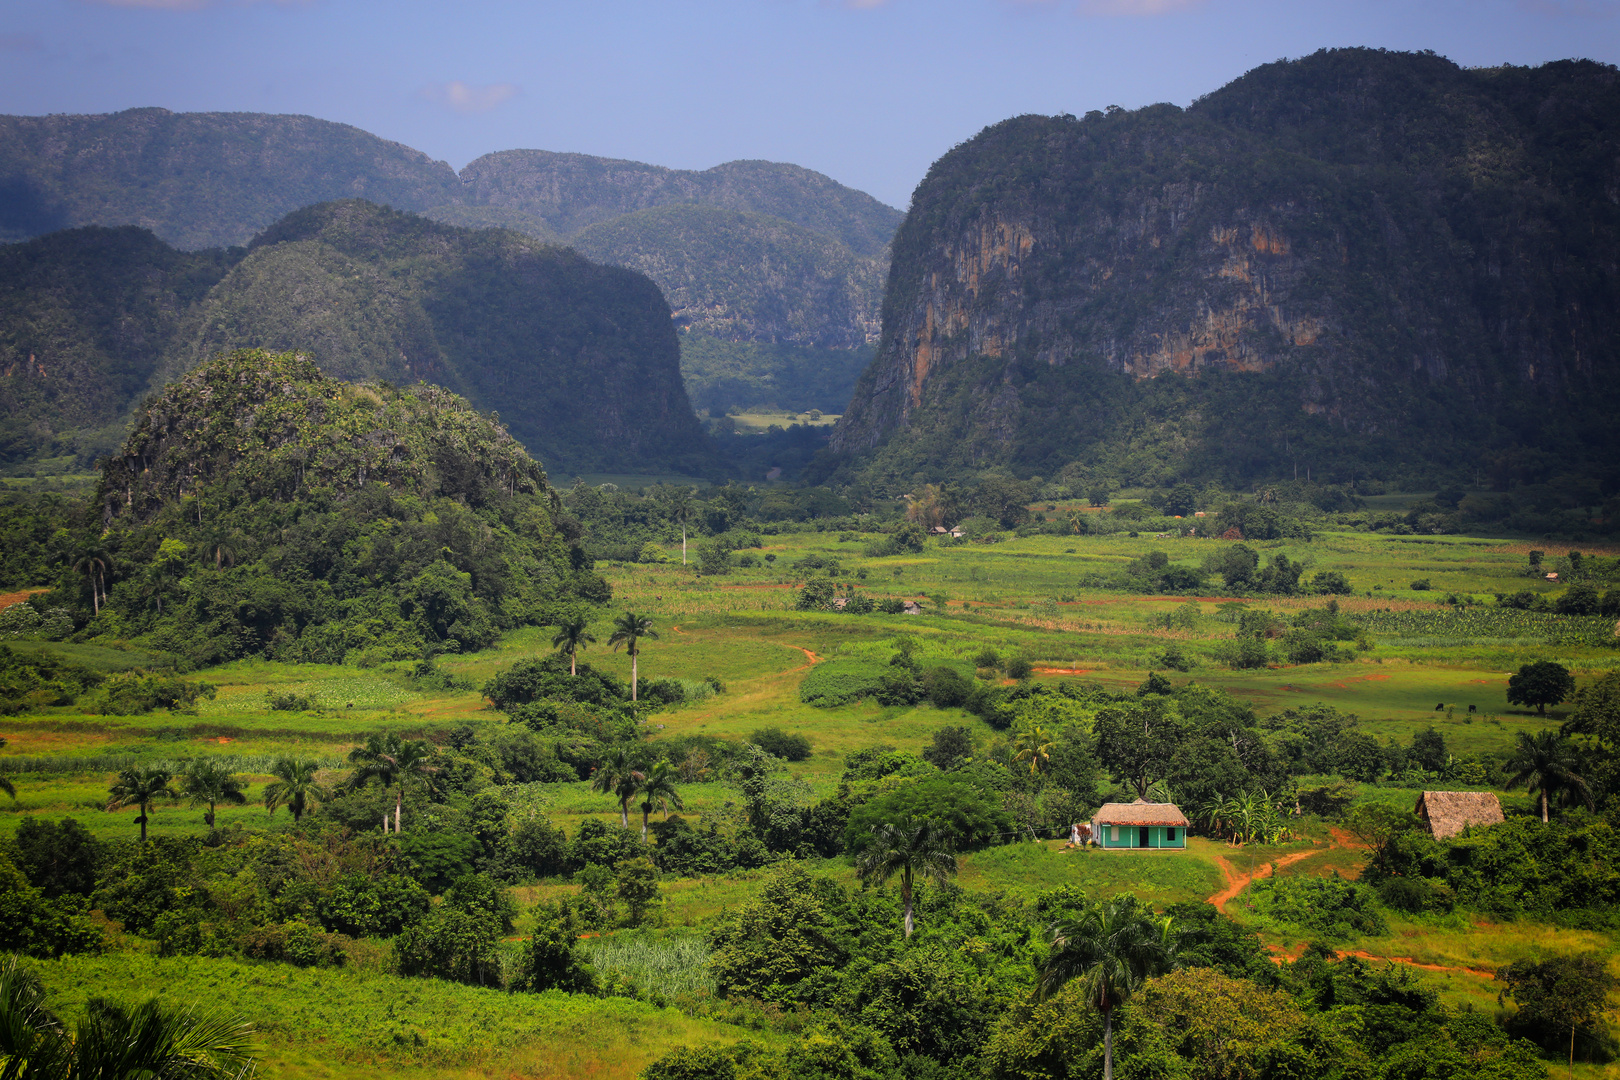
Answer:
(1076, 0, 1203, 14)
(420, 81, 521, 115)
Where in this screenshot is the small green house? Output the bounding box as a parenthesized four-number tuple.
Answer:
(1092, 799, 1190, 850)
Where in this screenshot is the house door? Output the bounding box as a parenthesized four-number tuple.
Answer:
(1138, 827, 1150, 847)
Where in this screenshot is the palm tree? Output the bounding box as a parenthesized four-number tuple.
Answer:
(346, 731, 439, 833)
(552, 617, 596, 677)
(854, 816, 958, 938)
(107, 765, 176, 842)
(591, 746, 646, 829)
(637, 760, 684, 842)
(1011, 722, 1055, 779)
(1505, 729, 1593, 823)
(72, 544, 112, 617)
(180, 759, 247, 828)
(1, 955, 257, 1080)
(665, 487, 694, 565)
(1037, 895, 1179, 1080)
(608, 611, 658, 701)
(263, 757, 329, 823)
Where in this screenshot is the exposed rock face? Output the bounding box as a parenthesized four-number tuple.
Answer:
(832, 50, 1620, 485)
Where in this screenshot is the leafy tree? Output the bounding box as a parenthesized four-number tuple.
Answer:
(346, 731, 438, 833)
(392, 904, 502, 986)
(664, 486, 695, 565)
(179, 759, 246, 828)
(1497, 955, 1616, 1073)
(921, 725, 973, 771)
(608, 610, 658, 701)
(1504, 730, 1593, 823)
(1508, 661, 1575, 716)
(1036, 895, 1179, 1080)
(0, 855, 104, 959)
(512, 915, 597, 993)
(71, 543, 112, 617)
(615, 856, 663, 927)
(708, 864, 848, 1005)
(0, 775, 12, 801)
(10, 817, 99, 898)
(844, 778, 1011, 857)
(591, 745, 646, 829)
(106, 765, 176, 842)
(551, 617, 596, 677)
(263, 757, 330, 823)
(0, 955, 256, 1080)
(854, 816, 958, 938)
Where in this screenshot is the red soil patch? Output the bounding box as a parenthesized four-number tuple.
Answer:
(0, 588, 47, 611)
(783, 645, 820, 674)
(1329, 826, 1368, 850)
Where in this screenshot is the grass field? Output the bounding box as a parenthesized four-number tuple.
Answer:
(4, 521, 1618, 1077)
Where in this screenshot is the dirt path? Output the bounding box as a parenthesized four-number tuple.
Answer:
(0, 588, 47, 612)
(1209, 849, 1318, 913)
(1335, 949, 1496, 979)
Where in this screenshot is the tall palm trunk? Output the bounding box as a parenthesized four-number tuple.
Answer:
(138, 801, 149, 842)
(1103, 1008, 1114, 1080)
(570, 649, 576, 677)
(631, 649, 638, 701)
(901, 871, 914, 938)
(1541, 789, 1549, 823)
(395, 786, 403, 833)
(619, 796, 631, 829)
(642, 805, 651, 842)
(681, 525, 687, 565)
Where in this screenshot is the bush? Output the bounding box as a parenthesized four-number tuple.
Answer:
(1245, 874, 1388, 939)
(799, 660, 891, 707)
(1410, 579, 1431, 591)
(265, 689, 315, 711)
(1004, 657, 1033, 680)
(97, 671, 217, 715)
(751, 727, 813, 761)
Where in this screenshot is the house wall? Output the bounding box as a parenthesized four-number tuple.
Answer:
(1094, 824, 1187, 849)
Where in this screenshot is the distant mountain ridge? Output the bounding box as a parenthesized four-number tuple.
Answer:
(0, 201, 716, 476)
(0, 106, 899, 413)
(829, 50, 1620, 492)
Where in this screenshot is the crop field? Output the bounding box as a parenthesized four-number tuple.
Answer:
(3, 520, 1618, 1078)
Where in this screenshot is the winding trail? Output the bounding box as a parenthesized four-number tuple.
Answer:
(1209, 831, 1497, 981)
(1209, 850, 1318, 913)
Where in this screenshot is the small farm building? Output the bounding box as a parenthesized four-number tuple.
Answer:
(1414, 791, 1504, 839)
(1093, 799, 1189, 850)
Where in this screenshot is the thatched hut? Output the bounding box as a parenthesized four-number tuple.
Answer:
(1092, 799, 1189, 850)
(1414, 791, 1504, 839)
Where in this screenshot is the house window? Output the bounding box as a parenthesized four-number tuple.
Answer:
(1166, 828, 1176, 842)
(1109, 826, 1119, 842)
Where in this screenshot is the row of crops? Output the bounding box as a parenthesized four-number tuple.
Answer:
(1351, 609, 1619, 648)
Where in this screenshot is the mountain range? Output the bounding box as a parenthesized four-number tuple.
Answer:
(0, 109, 901, 417)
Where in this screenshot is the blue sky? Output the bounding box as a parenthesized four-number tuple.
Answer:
(2, 0, 1616, 209)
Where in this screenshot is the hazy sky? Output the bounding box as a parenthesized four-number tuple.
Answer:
(2, 0, 1616, 209)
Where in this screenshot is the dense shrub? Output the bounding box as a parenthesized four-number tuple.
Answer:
(750, 727, 813, 761)
(1244, 874, 1388, 939)
(843, 777, 1012, 856)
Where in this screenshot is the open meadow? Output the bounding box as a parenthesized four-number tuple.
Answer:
(3, 517, 1618, 1079)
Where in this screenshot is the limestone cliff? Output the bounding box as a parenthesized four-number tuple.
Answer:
(831, 50, 1620, 488)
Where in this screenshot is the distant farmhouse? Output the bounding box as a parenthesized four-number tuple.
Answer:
(1414, 791, 1504, 839)
(1093, 799, 1189, 850)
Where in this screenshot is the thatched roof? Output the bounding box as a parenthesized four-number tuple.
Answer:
(1094, 799, 1190, 827)
(1415, 791, 1504, 839)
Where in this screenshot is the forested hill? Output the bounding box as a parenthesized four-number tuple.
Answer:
(1, 201, 717, 476)
(829, 50, 1620, 495)
(69, 348, 610, 665)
